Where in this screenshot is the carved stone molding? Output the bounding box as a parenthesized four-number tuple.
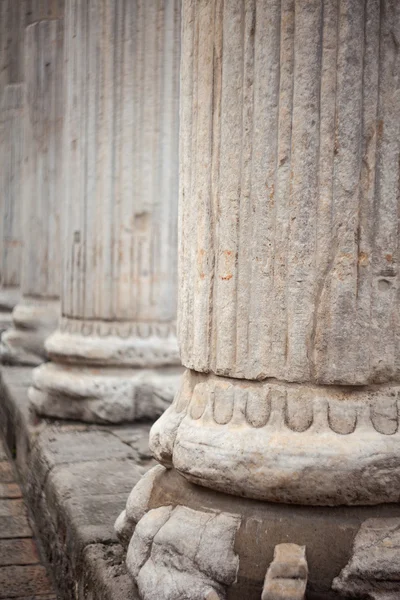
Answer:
(149, 370, 400, 505)
(46, 317, 180, 368)
(116, 466, 400, 599)
(30, 362, 182, 425)
(0, 298, 59, 366)
(30, 0, 181, 422)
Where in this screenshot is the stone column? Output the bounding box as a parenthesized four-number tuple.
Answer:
(0, 0, 26, 322)
(1, 15, 64, 365)
(29, 0, 182, 424)
(0, 0, 24, 89)
(117, 1, 400, 598)
(0, 84, 24, 313)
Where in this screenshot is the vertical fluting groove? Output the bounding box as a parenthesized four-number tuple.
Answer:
(63, 0, 180, 326)
(21, 18, 63, 300)
(180, 0, 399, 386)
(235, 0, 255, 375)
(177, 0, 195, 357)
(248, 0, 281, 379)
(0, 84, 23, 289)
(272, 0, 294, 376)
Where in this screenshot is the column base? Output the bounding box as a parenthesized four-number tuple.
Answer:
(29, 362, 183, 424)
(0, 297, 59, 366)
(48, 318, 180, 367)
(0, 287, 20, 311)
(150, 370, 400, 506)
(115, 466, 400, 600)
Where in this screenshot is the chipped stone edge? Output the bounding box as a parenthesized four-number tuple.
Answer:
(0, 365, 140, 600)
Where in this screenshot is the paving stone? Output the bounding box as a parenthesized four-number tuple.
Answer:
(0, 539, 39, 566)
(0, 484, 21, 499)
(0, 515, 32, 539)
(0, 565, 53, 598)
(37, 430, 135, 465)
(0, 366, 147, 600)
(61, 493, 131, 546)
(48, 458, 143, 499)
(0, 462, 14, 483)
(0, 499, 27, 518)
(81, 544, 139, 600)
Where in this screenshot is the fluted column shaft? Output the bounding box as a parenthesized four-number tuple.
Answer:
(150, 0, 400, 506)
(1, 14, 64, 366)
(0, 84, 23, 311)
(30, 0, 182, 424)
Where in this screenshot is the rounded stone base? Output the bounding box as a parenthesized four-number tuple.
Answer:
(150, 370, 400, 505)
(0, 297, 59, 366)
(29, 362, 183, 424)
(118, 466, 400, 600)
(46, 318, 180, 367)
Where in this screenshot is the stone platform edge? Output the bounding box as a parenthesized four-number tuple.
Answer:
(0, 365, 156, 600)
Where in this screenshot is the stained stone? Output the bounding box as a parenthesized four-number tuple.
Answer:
(146, 0, 400, 507)
(118, 0, 400, 598)
(30, 0, 182, 423)
(262, 544, 307, 600)
(0, 84, 23, 312)
(126, 505, 240, 600)
(333, 518, 400, 599)
(1, 11, 64, 366)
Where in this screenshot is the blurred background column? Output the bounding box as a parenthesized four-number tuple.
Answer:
(0, 0, 26, 330)
(1, 5, 64, 365)
(0, 84, 23, 318)
(30, 0, 182, 424)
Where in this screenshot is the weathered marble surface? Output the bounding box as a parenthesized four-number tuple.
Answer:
(1, 17, 63, 365)
(333, 518, 400, 599)
(31, 0, 182, 422)
(149, 370, 400, 505)
(126, 505, 240, 600)
(30, 363, 182, 424)
(178, 0, 400, 387)
(0, 84, 23, 311)
(0, 0, 64, 90)
(150, 0, 400, 506)
(262, 544, 307, 600)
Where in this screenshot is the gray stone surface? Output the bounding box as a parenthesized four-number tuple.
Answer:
(115, 464, 166, 548)
(0, 84, 23, 313)
(1, 15, 64, 366)
(0, 365, 153, 600)
(29, 0, 183, 425)
(30, 364, 182, 425)
(333, 518, 400, 599)
(80, 543, 139, 600)
(127, 505, 240, 600)
(262, 544, 307, 600)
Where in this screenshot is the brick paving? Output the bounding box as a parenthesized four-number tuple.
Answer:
(0, 439, 56, 600)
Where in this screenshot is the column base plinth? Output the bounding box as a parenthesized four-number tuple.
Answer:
(116, 466, 400, 600)
(0, 298, 59, 366)
(29, 362, 183, 424)
(150, 370, 400, 506)
(0, 287, 20, 311)
(49, 318, 180, 367)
